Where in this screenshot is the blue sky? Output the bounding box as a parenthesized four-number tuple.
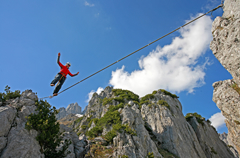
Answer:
(0, 0, 230, 133)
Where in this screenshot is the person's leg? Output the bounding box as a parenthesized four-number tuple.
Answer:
(51, 73, 62, 86)
(53, 77, 66, 95)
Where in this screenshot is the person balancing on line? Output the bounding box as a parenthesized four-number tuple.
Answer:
(50, 52, 79, 96)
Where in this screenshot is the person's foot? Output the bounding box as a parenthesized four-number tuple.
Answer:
(53, 93, 58, 96)
(50, 84, 55, 86)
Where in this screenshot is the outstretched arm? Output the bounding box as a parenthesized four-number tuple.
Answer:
(57, 52, 64, 67)
(69, 72, 79, 77)
(57, 52, 60, 64)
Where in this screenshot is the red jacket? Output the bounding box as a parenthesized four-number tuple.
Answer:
(58, 61, 76, 78)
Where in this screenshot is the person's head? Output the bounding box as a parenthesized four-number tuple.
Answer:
(65, 62, 71, 68)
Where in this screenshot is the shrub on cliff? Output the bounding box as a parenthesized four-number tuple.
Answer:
(0, 85, 21, 104)
(25, 100, 71, 158)
(185, 112, 205, 125)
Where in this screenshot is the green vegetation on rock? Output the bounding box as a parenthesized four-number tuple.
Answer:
(158, 148, 180, 158)
(112, 89, 139, 102)
(25, 100, 71, 158)
(86, 101, 136, 143)
(74, 116, 84, 124)
(231, 83, 240, 95)
(104, 123, 137, 143)
(147, 152, 154, 158)
(139, 94, 155, 106)
(81, 125, 87, 130)
(234, 120, 240, 125)
(210, 147, 217, 155)
(88, 118, 99, 127)
(85, 144, 114, 158)
(158, 100, 170, 110)
(185, 113, 205, 125)
(159, 89, 179, 98)
(152, 90, 157, 95)
(141, 94, 155, 102)
(0, 85, 21, 104)
(102, 89, 139, 106)
(86, 105, 122, 138)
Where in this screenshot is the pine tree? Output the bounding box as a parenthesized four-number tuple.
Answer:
(26, 100, 71, 158)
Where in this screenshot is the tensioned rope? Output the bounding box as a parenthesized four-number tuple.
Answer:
(40, 4, 223, 100)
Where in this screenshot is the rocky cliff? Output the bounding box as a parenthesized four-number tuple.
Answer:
(71, 86, 234, 158)
(210, 0, 240, 155)
(0, 88, 235, 158)
(56, 102, 82, 120)
(0, 90, 87, 158)
(220, 132, 239, 158)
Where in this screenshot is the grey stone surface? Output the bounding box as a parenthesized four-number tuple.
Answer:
(0, 106, 17, 137)
(212, 80, 240, 154)
(0, 137, 7, 153)
(188, 117, 234, 158)
(113, 104, 163, 158)
(74, 86, 234, 158)
(210, 0, 240, 155)
(0, 89, 87, 158)
(141, 90, 206, 158)
(56, 107, 68, 120)
(66, 102, 82, 114)
(60, 124, 87, 158)
(0, 90, 44, 158)
(56, 103, 82, 120)
(220, 132, 239, 158)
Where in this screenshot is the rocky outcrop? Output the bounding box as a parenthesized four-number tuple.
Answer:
(67, 103, 82, 115)
(220, 132, 239, 158)
(0, 90, 87, 158)
(212, 80, 240, 154)
(187, 117, 234, 158)
(141, 91, 206, 158)
(0, 90, 44, 158)
(56, 102, 82, 120)
(72, 86, 234, 158)
(60, 124, 88, 158)
(58, 113, 79, 126)
(210, 0, 240, 155)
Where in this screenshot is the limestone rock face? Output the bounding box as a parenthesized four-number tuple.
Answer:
(56, 103, 82, 120)
(0, 90, 44, 158)
(187, 117, 234, 158)
(72, 87, 234, 158)
(210, 1, 240, 86)
(58, 113, 79, 126)
(0, 90, 87, 158)
(212, 79, 240, 153)
(57, 107, 68, 120)
(220, 132, 239, 158)
(66, 103, 82, 115)
(60, 124, 87, 158)
(141, 91, 206, 158)
(210, 0, 240, 154)
(113, 104, 162, 158)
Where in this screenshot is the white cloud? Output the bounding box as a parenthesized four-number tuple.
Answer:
(87, 87, 104, 102)
(109, 14, 213, 97)
(85, 1, 95, 7)
(209, 112, 226, 129)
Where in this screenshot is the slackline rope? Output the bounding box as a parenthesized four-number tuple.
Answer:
(39, 4, 223, 100)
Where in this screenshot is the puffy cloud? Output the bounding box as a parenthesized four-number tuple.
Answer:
(87, 87, 104, 102)
(209, 112, 226, 130)
(109, 14, 212, 97)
